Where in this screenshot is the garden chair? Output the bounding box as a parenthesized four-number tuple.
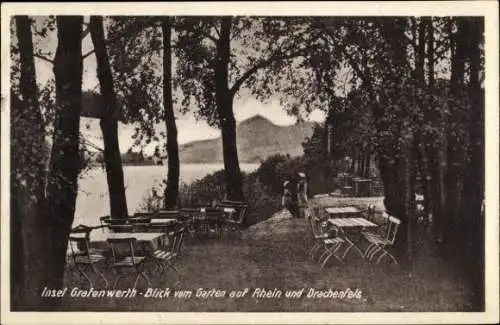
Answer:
(99, 216, 111, 231)
(128, 215, 152, 232)
(179, 208, 201, 238)
(365, 204, 376, 222)
(107, 237, 150, 289)
(151, 226, 186, 274)
(68, 225, 109, 288)
(362, 214, 401, 264)
(219, 203, 247, 239)
(108, 224, 134, 233)
(155, 210, 180, 219)
(308, 216, 344, 268)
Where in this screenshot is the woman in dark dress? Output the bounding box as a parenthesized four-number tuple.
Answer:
(297, 172, 308, 218)
(282, 178, 299, 218)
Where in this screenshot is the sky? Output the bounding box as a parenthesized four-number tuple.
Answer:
(29, 18, 326, 154)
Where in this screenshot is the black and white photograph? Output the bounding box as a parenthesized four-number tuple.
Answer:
(1, 2, 498, 324)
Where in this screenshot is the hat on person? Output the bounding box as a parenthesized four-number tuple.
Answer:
(298, 172, 306, 178)
(283, 181, 289, 187)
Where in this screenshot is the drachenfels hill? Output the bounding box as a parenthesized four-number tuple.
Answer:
(179, 115, 315, 163)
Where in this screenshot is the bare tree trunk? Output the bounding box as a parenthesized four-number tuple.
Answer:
(426, 18, 435, 86)
(162, 16, 180, 209)
(423, 17, 447, 243)
(216, 17, 244, 201)
(89, 16, 128, 217)
(359, 151, 365, 178)
(363, 152, 371, 178)
(12, 16, 49, 309)
(441, 17, 472, 248)
(416, 18, 426, 82)
(42, 16, 83, 309)
(462, 17, 485, 310)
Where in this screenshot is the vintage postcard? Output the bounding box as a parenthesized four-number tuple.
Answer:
(1, 1, 498, 324)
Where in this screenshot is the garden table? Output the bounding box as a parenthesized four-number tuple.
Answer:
(325, 206, 361, 218)
(327, 217, 377, 259)
(88, 230, 169, 253)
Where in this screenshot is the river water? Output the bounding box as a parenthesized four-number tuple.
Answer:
(73, 163, 259, 226)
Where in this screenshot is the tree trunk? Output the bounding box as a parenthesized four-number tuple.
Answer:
(162, 17, 180, 209)
(443, 18, 469, 247)
(89, 16, 128, 217)
(359, 151, 365, 177)
(363, 152, 371, 178)
(461, 17, 485, 310)
(426, 18, 435, 86)
(12, 16, 49, 309)
(423, 17, 447, 243)
(42, 16, 83, 309)
(216, 17, 244, 201)
(416, 18, 426, 82)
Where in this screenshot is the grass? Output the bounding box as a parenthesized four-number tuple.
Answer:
(60, 197, 477, 312)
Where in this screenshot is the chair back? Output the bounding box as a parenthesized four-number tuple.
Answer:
(107, 237, 138, 263)
(385, 215, 401, 244)
(130, 223, 150, 233)
(309, 216, 328, 238)
(100, 216, 111, 225)
(129, 215, 151, 224)
(109, 224, 134, 233)
(69, 224, 92, 256)
(366, 204, 376, 221)
(156, 210, 180, 217)
(68, 225, 93, 260)
(221, 199, 245, 206)
(107, 217, 129, 225)
(170, 227, 186, 257)
(230, 204, 247, 224)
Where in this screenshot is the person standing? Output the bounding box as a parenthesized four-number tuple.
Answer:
(297, 172, 308, 218)
(282, 178, 299, 218)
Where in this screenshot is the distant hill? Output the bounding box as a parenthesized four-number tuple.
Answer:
(179, 115, 315, 163)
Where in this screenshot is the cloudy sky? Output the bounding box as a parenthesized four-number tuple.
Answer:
(29, 17, 325, 154)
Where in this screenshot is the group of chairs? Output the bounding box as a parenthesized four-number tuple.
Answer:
(67, 221, 186, 290)
(180, 200, 248, 240)
(308, 204, 401, 268)
(67, 200, 247, 289)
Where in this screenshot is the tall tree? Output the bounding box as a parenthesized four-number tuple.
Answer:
(161, 17, 180, 209)
(89, 16, 129, 217)
(175, 17, 323, 200)
(11, 15, 49, 309)
(42, 16, 84, 308)
(461, 16, 485, 310)
(216, 17, 243, 200)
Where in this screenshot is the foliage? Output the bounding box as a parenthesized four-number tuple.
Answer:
(106, 16, 164, 150)
(142, 168, 281, 227)
(174, 17, 333, 126)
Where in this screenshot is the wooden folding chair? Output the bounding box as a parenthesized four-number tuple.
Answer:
(152, 227, 186, 274)
(68, 226, 109, 288)
(362, 215, 401, 264)
(107, 237, 150, 289)
(308, 217, 344, 268)
(219, 203, 247, 239)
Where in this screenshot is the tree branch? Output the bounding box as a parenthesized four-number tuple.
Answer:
(319, 26, 371, 86)
(229, 47, 315, 97)
(34, 53, 54, 64)
(81, 138, 104, 152)
(82, 22, 160, 60)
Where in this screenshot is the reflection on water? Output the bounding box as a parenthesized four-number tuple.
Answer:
(74, 163, 259, 226)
